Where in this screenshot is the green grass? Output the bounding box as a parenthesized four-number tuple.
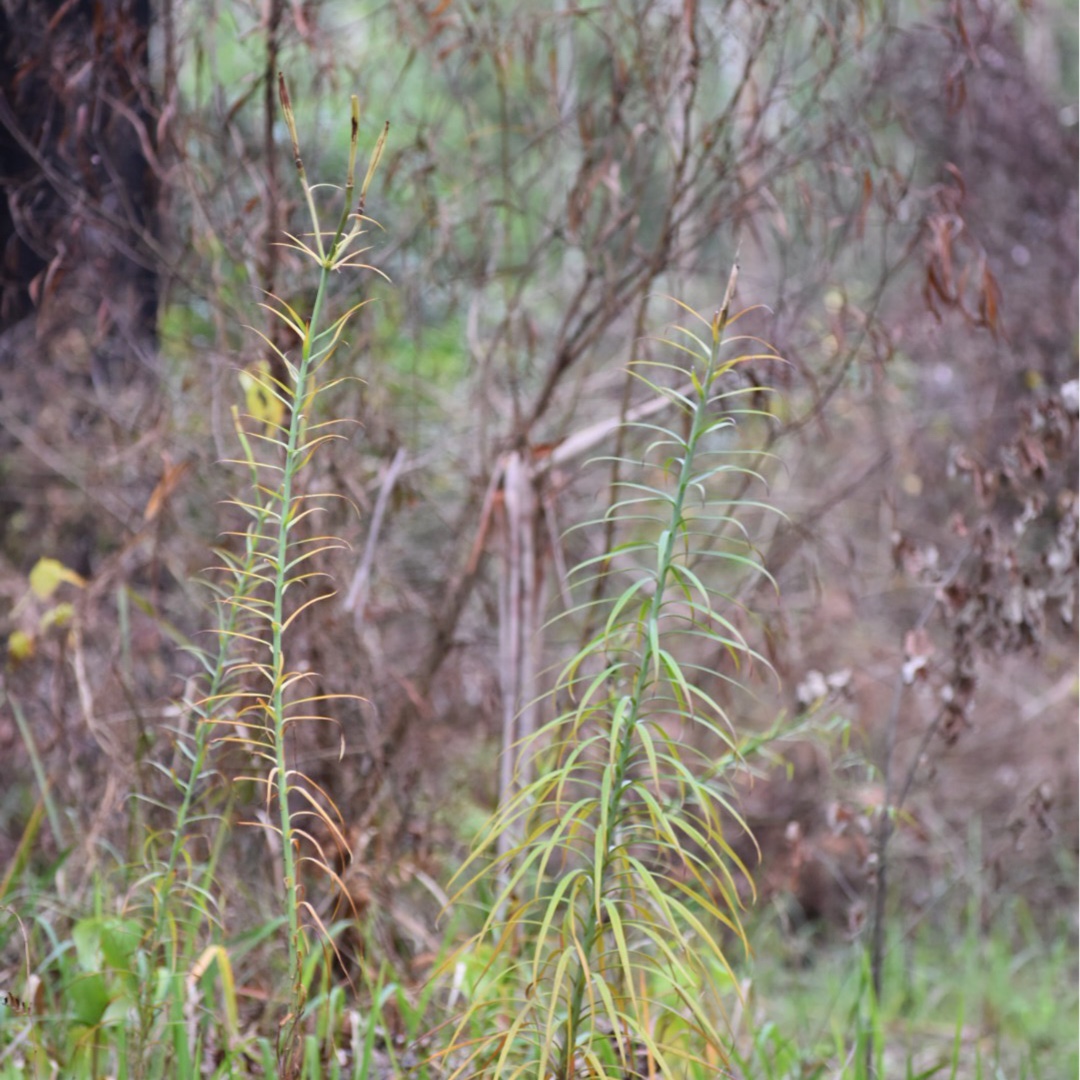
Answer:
(729, 898, 1079, 1080)
(1, 774, 1075, 1079)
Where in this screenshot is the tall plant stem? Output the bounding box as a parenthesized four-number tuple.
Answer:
(557, 278, 736, 1079)
(269, 78, 384, 1054)
(272, 256, 332, 1012)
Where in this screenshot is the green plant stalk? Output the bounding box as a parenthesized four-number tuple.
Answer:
(440, 275, 768, 1079)
(135, 82, 380, 1071)
(145, 380, 277, 948)
(133, 468, 275, 1077)
(268, 103, 332, 1036)
(159, 510, 264, 904)
(270, 76, 378, 1044)
(270, 259, 330, 1018)
(6, 690, 64, 849)
(555, 305, 732, 1079)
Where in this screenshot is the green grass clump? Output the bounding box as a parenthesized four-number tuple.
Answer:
(727, 895, 1078, 1080)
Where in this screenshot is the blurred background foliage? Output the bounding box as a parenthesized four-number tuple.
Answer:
(0, 0, 1076, 1074)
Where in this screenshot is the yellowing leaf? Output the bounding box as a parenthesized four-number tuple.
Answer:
(7, 630, 34, 661)
(40, 602, 75, 632)
(28, 558, 86, 600)
(239, 359, 286, 434)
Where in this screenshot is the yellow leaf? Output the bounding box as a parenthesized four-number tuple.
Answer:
(28, 558, 86, 600)
(239, 359, 286, 434)
(7, 630, 34, 662)
(40, 602, 75, 632)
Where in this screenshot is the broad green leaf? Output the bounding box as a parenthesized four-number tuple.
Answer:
(67, 970, 109, 1027)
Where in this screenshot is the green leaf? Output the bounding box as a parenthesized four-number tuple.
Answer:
(100, 917, 142, 972)
(67, 970, 109, 1027)
(72, 917, 105, 972)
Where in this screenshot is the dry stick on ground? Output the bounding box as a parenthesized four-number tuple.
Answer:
(495, 450, 538, 859)
(343, 445, 408, 624)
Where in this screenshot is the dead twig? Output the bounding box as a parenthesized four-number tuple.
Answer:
(343, 446, 408, 624)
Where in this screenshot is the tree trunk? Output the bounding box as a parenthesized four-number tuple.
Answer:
(0, 0, 159, 366)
